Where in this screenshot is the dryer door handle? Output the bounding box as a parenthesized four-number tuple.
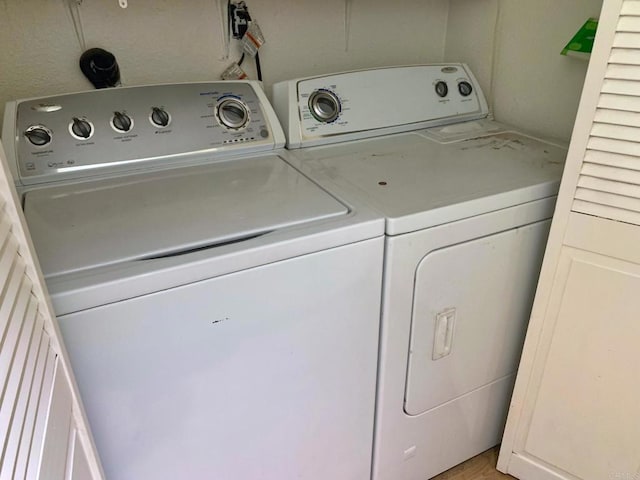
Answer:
(432, 308, 456, 360)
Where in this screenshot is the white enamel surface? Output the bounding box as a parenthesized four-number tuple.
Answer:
(58, 238, 383, 480)
(372, 199, 557, 480)
(404, 219, 550, 416)
(286, 124, 566, 235)
(272, 64, 489, 148)
(24, 154, 347, 277)
(295, 65, 485, 138)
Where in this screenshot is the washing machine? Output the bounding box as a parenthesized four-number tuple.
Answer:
(2, 81, 385, 480)
(272, 64, 567, 479)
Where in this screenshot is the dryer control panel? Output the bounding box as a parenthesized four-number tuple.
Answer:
(272, 64, 489, 148)
(4, 81, 285, 186)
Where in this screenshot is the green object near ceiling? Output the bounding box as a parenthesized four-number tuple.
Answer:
(562, 18, 599, 58)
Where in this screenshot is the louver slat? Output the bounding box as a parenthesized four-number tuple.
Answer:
(578, 175, 640, 198)
(606, 63, 640, 80)
(598, 93, 640, 111)
(601, 78, 640, 95)
(621, 1, 640, 15)
(609, 48, 640, 64)
(617, 16, 640, 33)
(591, 121, 640, 141)
(573, 199, 640, 224)
(581, 162, 640, 185)
(593, 109, 640, 128)
(614, 32, 640, 48)
(585, 150, 640, 170)
(575, 187, 640, 212)
(588, 136, 640, 156)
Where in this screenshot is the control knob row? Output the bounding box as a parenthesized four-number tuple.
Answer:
(24, 98, 252, 147)
(23, 108, 171, 146)
(435, 80, 474, 98)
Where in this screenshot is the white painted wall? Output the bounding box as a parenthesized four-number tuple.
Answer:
(0, 0, 605, 141)
(445, 0, 604, 141)
(0, 0, 449, 127)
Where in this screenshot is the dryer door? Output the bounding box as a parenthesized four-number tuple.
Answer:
(404, 220, 550, 416)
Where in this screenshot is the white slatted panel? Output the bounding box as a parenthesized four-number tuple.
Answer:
(0, 202, 66, 480)
(573, 0, 640, 224)
(0, 138, 102, 480)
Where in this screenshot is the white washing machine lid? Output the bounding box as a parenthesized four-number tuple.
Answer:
(24, 154, 348, 278)
(288, 123, 567, 235)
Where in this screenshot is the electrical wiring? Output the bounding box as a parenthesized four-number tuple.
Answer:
(224, 1, 263, 81)
(489, 0, 502, 117)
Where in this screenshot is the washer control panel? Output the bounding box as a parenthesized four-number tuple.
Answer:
(272, 64, 489, 148)
(8, 82, 279, 185)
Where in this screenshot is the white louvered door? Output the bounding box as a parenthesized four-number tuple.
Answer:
(498, 1, 640, 479)
(0, 140, 103, 480)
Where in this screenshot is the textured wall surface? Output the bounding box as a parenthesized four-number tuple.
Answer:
(446, 0, 604, 142)
(0, 0, 449, 127)
(0, 0, 606, 141)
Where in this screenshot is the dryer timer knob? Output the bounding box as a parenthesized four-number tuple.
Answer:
(308, 89, 341, 123)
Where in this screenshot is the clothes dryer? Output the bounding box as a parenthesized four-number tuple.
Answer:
(273, 64, 567, 479)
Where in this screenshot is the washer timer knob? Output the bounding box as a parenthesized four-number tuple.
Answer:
(71, 117, 94, 139)
(216, 97, 250, 130)
(458, 81, 473, 97)
(435, 81, 449, 98)
(24, 125, 52, 146)
(308, 89, 341, 123)
(150, 107, 171, 128)
(112, 111, 133, 132)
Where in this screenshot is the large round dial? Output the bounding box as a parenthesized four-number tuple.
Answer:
(308, 89, 341, 123)
(70, 117, 94, 140)
(111, 111, 133, 133)
(24, 125, 52, 146)
(215, 97, 250, 130)
(458, 81, 473, 97)
(150, 107, 171, 128)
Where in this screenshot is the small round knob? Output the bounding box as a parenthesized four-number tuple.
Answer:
(215, 97, 250, 130)
(112, 111, 133, 132)
(458, 81, 473, 97)
(70, 117, 93, 139)
(435, 81, 449, 98)
(150, 107, 170, 128)
(24, 125, 52, 146)
(308, 89, 341, 123)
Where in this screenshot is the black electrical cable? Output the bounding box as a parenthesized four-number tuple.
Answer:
(227, 0, 232, 43)
(226, 0, 263, 81)
(255, 51, 262, 81)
